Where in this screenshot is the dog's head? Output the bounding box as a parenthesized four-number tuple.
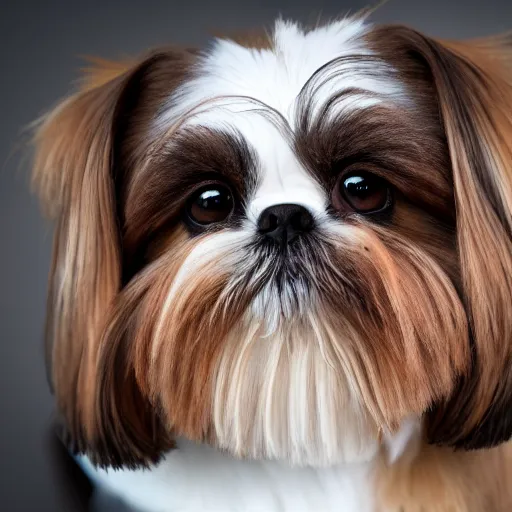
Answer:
(32, 16, 512, 469)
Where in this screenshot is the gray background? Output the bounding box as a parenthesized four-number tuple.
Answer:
(1, 0, 511, 510)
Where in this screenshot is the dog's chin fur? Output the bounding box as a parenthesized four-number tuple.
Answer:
(212, 313, 381, 467)
(32, 12, 512, 512)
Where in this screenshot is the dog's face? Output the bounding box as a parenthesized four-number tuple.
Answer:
(33, 17, 512, 469)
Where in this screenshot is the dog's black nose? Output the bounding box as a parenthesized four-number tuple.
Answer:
(257, 203, 314, 245)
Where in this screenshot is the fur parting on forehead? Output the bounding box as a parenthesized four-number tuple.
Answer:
(153, 18, 407, 137)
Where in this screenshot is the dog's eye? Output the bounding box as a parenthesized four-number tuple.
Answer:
(186, 183, 234, 225)
(332, 171, 391, 214)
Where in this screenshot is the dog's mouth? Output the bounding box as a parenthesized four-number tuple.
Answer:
(229, 235, 339, 322)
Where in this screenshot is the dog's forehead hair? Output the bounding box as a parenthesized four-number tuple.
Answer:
(152, 19, 405, 219)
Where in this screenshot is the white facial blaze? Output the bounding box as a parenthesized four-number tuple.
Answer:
(155, 18, 405, 135)
(244, 121, 328, 223)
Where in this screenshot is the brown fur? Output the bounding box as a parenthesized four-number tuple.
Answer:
(326, 225, 468, 430)
(32, 47, 197, 465)
(79, 57, 137, 91)
(122, 126, 257, 276)
(365, 23, 512, 449)
(376, 440, 512, 511)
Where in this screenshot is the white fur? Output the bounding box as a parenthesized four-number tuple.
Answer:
(80, 439, 375, 512)
(244, 122, 328, 223)
(156, 18, 403, 132)
(212, 315, 380, 467)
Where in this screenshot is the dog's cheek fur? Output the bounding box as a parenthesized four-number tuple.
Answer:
(95, 228, 263, 466)
(342, 225, 468, 425)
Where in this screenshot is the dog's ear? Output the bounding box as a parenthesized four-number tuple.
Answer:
(371, 25, 512, 449)
(32, 49, 193, 467)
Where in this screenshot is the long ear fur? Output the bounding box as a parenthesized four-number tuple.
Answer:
(32, 51, 190, 466)
(376, 26, 512, 449)
(33, 65, 127, 454)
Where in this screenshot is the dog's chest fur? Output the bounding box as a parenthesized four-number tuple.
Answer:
(79, 436, 512, 512)
(80, 437, 376, 512)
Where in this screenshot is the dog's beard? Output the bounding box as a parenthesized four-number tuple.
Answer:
(213, 313, 381, 466)
(212, 227, 381, 465)
(107, 220, 468, 467)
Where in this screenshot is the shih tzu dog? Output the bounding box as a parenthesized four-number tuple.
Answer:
(32, 10, 512, 512)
